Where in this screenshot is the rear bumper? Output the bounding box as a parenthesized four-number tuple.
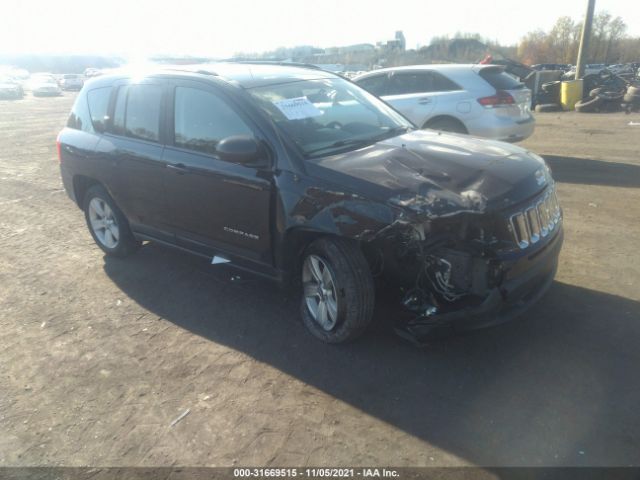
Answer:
(60, 164, 77, 204)
(466, 113, 535, 143)
(395, 226, 563, 344)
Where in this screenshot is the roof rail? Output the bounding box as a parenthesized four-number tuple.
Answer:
(159, 66, 219, 76)
(225, 60, 323, 71)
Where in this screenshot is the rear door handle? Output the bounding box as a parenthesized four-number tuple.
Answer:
(166, 163, 189, 174)
(418, 97, 432, 104)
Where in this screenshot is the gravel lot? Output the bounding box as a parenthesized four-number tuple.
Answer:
(1, 93, 639, 468)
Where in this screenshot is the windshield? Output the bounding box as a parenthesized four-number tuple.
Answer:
(248, 77, 413, 158)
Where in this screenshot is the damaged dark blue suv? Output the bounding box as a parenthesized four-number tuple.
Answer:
(58, 62, 563, 344)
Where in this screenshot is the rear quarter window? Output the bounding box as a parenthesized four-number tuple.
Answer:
(479, 68, 524, 90)
(86, 87, 112, 133)
(67, 94, 93, 132)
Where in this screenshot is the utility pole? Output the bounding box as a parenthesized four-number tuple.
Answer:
(575, 0, 596, 79)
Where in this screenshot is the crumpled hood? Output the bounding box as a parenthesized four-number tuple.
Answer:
(309, 129, 551, 218)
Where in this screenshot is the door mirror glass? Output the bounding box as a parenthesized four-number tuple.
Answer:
(216, 135, 266, 166)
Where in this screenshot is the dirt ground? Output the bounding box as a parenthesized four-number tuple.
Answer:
(1, 93, 639, 468)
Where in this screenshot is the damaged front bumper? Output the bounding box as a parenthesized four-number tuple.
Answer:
(394, 226, 563, 345)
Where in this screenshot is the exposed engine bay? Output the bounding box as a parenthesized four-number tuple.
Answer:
(367, 217, 498, 313)
(363, 196, 562, 344)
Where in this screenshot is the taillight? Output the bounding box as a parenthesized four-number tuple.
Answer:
(477, 90, 515, 107)
(56, 134, 62, 163)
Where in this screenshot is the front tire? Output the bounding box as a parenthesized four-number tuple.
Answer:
(83, 184, 140, 257)
(300, 238, 374, 343)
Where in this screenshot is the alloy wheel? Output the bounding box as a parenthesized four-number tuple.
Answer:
(302, 254, 339, 331)
(88, 197, 120, 249)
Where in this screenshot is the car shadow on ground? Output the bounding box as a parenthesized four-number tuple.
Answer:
(104, 244, 640, 466)
(543, 155, 640, 188)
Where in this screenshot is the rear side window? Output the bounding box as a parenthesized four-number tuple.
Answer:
(356, 75, 388, 96)
(388, 72, 433, 95)
(86, 87, 111, 133)
(387, 71, 462, 95)
(431, 72, 461, 91)
(112, 84, 163, 142)
(479, 68, 524, 90)
(173, 87, 253, 156)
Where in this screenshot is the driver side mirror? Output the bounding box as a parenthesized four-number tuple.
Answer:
(216, 135, 269, 168)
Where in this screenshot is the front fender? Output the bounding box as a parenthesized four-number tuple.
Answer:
(274, 173, 401, 276)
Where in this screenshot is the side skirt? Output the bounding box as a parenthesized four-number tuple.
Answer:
(133, 232, 288, 285)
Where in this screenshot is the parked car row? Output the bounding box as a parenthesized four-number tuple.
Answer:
(531, 62, 640, 76)
(562, 63, 640, 80)
(0, 71, 87, 100)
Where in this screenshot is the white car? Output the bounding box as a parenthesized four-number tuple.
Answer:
(0, 76, 24, 99)
(60, 74, 84, 91)
(354, 64, 534, 142)
(29, 74, 62, 96)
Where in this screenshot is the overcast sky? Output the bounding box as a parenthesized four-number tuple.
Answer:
(1, 0, 638, 58)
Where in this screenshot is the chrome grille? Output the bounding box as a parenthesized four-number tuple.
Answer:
(510, 188, 561, 249)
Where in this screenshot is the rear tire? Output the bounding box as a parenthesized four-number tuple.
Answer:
(300, 237, 374, 343)
(575, 96, 603, 113)
(425, 117, 468, 134)
(83, 184, 140, 257)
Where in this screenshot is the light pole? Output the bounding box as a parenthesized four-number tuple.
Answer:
(575, 0, 596, 79)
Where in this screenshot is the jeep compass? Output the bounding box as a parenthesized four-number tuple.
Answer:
(57, 63, 563, 344)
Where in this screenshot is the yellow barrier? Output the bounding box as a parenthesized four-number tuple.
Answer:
(560, 80, 584, 111)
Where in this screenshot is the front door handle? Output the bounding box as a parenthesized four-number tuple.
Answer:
(166, 163, 189, 174)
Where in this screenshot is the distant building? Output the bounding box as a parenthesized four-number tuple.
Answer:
(319, 44, 375, 56)
(339, 43, 376, 54)
(376, 31, 406, 52)
(395, 31, 406, 51)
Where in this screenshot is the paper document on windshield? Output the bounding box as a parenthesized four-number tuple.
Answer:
(273, 97, 323, 120)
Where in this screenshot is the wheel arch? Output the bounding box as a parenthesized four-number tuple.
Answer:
(279, 228, 369, 284)
(280, 228, 333, 279)
(423, 115, 469, 133)
(72, 175, 101, 209)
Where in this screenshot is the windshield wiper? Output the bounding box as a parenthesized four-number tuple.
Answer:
(305, 138, 379, 157)
(305, 126, 413, 157)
